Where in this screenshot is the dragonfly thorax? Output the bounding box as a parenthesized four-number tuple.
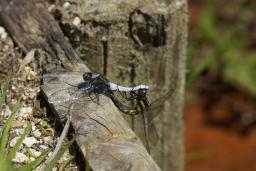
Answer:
(80, 72, 111, 95)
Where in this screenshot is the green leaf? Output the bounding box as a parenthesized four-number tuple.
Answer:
(7, 123, 32, 160)
(0, 75, 11, 112)
(0, 128, 3, 140)
(0, 103, 20, 153)
(186, 49, 216, 88)
(198, 7, 217, 42)
(44, 137, 75, 171)
(58, 156, 75, 171)
(17, 149, 51, 171)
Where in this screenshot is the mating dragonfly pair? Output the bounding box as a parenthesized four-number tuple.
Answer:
(47, 72, 150, 116)
(46, 72, 170, 151)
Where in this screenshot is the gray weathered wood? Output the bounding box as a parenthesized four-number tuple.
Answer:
(41, 72, 161, 171)
(0, 0, 162, 170)
(0, 0, 87, 71)
(58, 0, 188, 170)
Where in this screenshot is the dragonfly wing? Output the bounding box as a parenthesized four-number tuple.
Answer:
(143, 109, 159, 145)
(146, 86, 176, 125)
(143, 86, 177, 146)
(43, 72, 84, 85)
(147, 120, 159, 145)
(48, 86, 83, 104)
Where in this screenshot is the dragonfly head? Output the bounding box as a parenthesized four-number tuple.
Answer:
(83, 72, 93, 81)
(137, 88, 148, 97)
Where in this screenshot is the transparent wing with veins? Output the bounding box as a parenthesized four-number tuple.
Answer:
(147, 84, 177, 145)
(44, 73, 95, 105)
(48, 86, 88, 104)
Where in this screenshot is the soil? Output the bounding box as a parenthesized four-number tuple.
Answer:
(185, 95, 256, 171)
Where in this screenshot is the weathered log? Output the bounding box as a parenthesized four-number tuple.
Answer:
(58, 0, 188, 170)
(0, 0, 86, 71)
(0, 0, 162, 170)
(41, 72, 161, 171)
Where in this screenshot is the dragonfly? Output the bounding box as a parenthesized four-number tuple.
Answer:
(46, 72, 149, 107)
(45, 71, 175, 152)
(116, 86, 176, 153)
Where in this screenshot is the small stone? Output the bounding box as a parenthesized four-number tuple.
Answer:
(32, 123, 36, 131)
(63, 2, 71, 8)
(48, 151, 53, 157)
(48, 4, 56, 13)
(38, 139, 43, 144)
(18, 106, 33, 118)
(24, 67, 36, 81)
(40, 145, 49, 150)
(43, 136, 54, 144)
(33, 129, 42, 138)
(40, 120, 48, 127)
(14, 128, 24, 135)
(12, 121, 25, 128)
(23, 137, 38, 148)
(12, 152, 29, 163)
(30, 157, 35, 162)
(10, 137, 20, 147)
(30, 148, 42, 157)
(11, 85, 16, 90)
(0, 26, 8, 40)
(73, 17, 81, 26)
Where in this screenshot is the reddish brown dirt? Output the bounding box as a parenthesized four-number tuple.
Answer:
(185, 99, 256, 171)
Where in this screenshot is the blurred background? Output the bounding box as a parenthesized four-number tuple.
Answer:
(186, 0, 256, 170)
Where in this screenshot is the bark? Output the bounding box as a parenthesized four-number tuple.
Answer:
(0, 0, 86, 71)
(0, 0, 162, 170)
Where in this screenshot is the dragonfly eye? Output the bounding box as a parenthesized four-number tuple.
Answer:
(83, 72, 92, 81)
(138, 88, 148, 96)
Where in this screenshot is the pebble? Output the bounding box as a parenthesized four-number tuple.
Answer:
(48, 151, 53, 157)
(15, 128, 24, 135)
(0, 26, 8, 40)
(23, 137, 38, 148)
(10, 137, 20, 147)
(24, 67, 36, 81)
(29, 148, 42, 157)
(12, 121, 25, 128)
(48, 4, 56, 13)
(12, 152, 29, 163)
(40, 145, 49, 150)
(30, 157, 35, 162)
(63, 2, 71, 8)
(18, 106, 33, 118)
(40, 120, 48, 127)
(33, 129, 42, 138)
(73, 17, 81, 26)
(11, 85, 17, 90)
(43, 136, 54, 144)
(38, 139, 43, 144)
(32, 123, 36, 131)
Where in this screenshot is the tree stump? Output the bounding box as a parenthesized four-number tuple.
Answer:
(57, 0, 188, 170)
(0, 0, 168, 170)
